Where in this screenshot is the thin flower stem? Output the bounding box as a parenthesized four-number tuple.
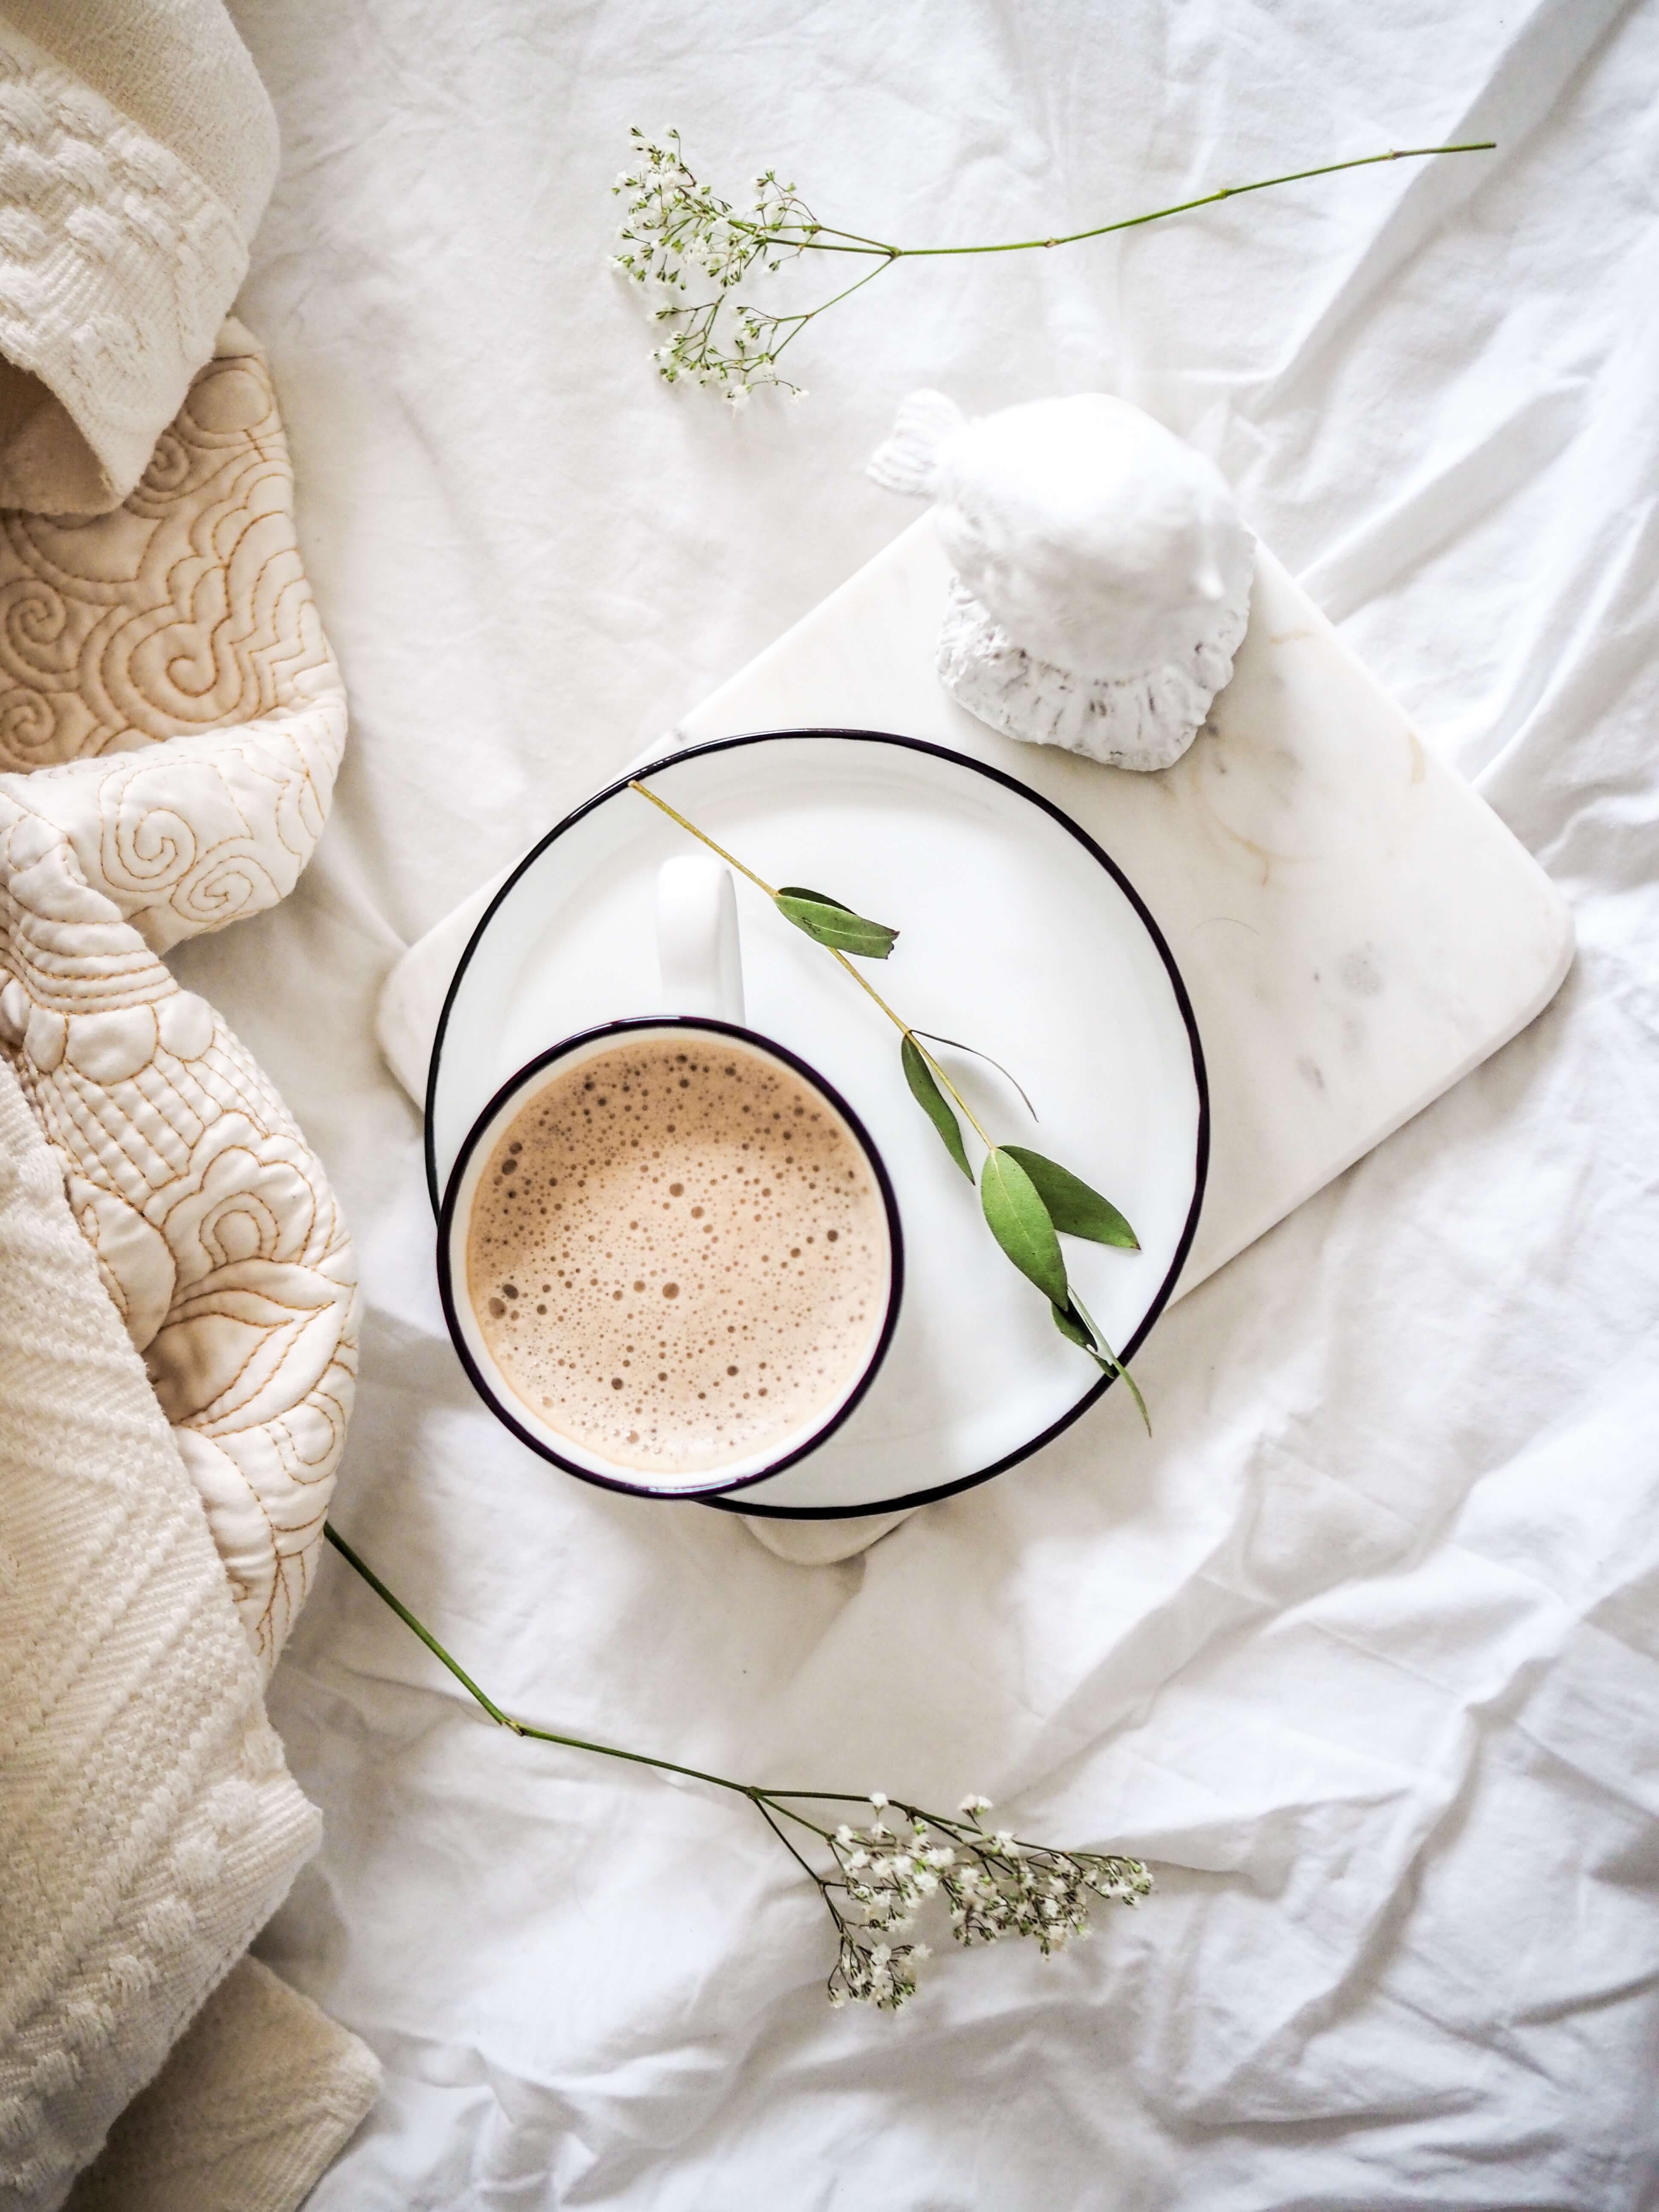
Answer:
(321, 1531, 979, 1841)
(326, 1523, 767, 1804)
(628, 779, 779, 898)
(806, 224, 901, 252)
(620, 133, 1495, 407)
(795, 142, 1494, 262)
(321, 1530, 1155, 2004)
(324, 1522, 525, 1731)
(755, 1787, 912, 1805)
(749, 235, 896, 258)
(703, 143, 1495, 268)
(690, 142, 1492, 267)
(697, 213, 896, 257)
(628, 778, 995, 1146)
(756, 1798, 839, 1844)
(823, 948, 995, 1148)
(755, 1799, 836, 1887)
(771, 258, 893, 358)
(903, 140, 1497, 253)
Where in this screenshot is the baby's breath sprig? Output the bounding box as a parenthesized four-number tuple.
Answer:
(629, 778, 1151, 1427)
(612, 128, 838, 402)
(612, 127, 1497, 406)
(324, 1526, 1151, 2013)
(820, 1792, 1150, 2010)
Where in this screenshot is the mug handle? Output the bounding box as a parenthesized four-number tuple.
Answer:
(655, 856, 745, 1025)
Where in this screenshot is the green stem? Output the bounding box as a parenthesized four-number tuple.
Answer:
(707, 143, 1493, 269)
(771, 257, 894, 358)
(702, 213, 896, 259)
(628, 778, 780, 898)
(628, 778, 994, 1145)
(748, 234, 895, 258)
(808, 142, 1495, 261)
(827, 954, 995, 1149)
(324, 1525, 896, 1824)
(325, 1522, 524, 1731)
(804, 222, 901, 253)
(1066, 1289, 1151, 1436)
(755, 1799, 837, 1883)
(326, 1524, 764, 1802)
(322, 1532, 1142, 1919)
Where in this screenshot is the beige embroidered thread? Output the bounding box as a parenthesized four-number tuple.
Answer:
(0, 326, 356, 1672)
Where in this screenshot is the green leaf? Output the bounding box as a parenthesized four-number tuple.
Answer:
(774, 891, 898, 960)
(902, 1034, 972, 1180)
(980, 1148, 1068, 1307)
(1052, 1295, 1152, 1436)
(776, 885, 854, 912)
(910, 1030, 1038, 1121)
(1050, 1298, 1091, 1349)
(1003, 1147, 1138, 1250)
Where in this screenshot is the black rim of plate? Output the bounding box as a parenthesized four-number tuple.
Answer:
(436, 1015, 906, 1502)
(424, 728, 1210, 1520)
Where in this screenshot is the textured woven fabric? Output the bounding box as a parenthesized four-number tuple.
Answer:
(0, 2, 273, 514)
(0, 0, 277, 230)
(0, 1056, 321, 2209)
(65, 1958, 381, 2212)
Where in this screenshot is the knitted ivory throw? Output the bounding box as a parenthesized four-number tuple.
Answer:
(0, 2, 275, 514)
(64, 1960, 382, 2212)
(0, 1056, 377, 2210)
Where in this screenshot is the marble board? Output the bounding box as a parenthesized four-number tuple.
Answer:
(379, 513, 1574, 1556)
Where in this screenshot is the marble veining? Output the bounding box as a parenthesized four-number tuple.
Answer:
(673, 516, 1575, 1298)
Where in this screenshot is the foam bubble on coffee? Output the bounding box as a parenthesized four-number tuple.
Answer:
(466, 1036, 889, 1474)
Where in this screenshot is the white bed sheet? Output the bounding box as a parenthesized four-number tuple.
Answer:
(193, 2, 1659, 2203)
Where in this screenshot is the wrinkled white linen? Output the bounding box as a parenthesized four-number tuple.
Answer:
(204, 1, 1659, 2202)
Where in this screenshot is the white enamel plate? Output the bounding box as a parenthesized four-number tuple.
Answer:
(427, 732, 1207, 1518)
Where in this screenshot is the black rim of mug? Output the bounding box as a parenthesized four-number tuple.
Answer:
(435, 1014, 907, 1501)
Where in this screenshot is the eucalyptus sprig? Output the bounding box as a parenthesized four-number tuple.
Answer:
(612, 127, 1496, 405)
(630, 778, 1150, 1428)
(325, 1525, 1152, 2012)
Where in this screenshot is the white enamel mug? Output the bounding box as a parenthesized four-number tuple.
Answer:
(435, 859, 905, 1499)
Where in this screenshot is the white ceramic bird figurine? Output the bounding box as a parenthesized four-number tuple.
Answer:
(870, 390, 1254, 771)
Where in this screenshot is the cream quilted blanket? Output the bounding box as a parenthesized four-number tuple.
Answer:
(0, 319, 355, 1671)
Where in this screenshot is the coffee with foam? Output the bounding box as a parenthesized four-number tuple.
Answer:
(466, 1035, 890, 1475)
